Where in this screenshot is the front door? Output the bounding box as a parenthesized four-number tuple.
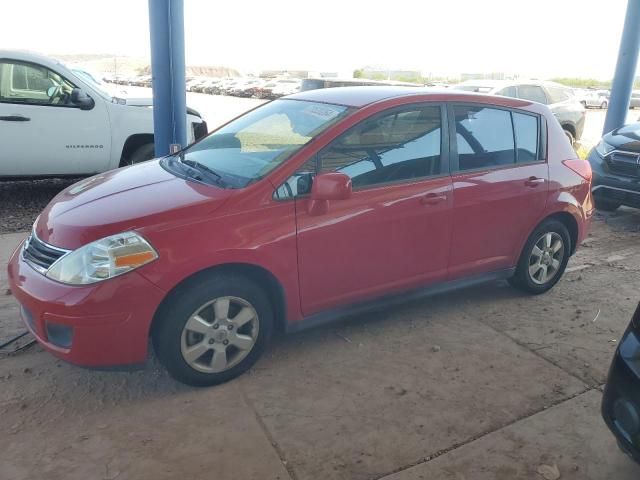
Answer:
(0, 59, 110, 176)
(448, 103, 548, 278)
(293, 104, 453, 316)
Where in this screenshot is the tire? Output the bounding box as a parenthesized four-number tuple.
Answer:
(563, 128, 576, 147)
(601, 101, 608, 109)
(509, 219, 571, 295)
(121, 142, 155, 167)
(152, 273, 273, 387)
(594, 197, 621, 212)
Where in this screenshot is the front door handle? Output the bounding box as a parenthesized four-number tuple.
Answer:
(0, 115, 30, 122)
(524, 176, 545, 187)
(420, 192, 447, 205)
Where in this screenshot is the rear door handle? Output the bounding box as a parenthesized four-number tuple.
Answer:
(420, 192, 447, 205)
(0, 115, 30, 122)
(524, 176, 545, 187)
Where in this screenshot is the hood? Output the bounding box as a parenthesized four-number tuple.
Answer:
(604, 122, 640, 151)
(36, 160, 233, 249)
(116, 96, 201, 117)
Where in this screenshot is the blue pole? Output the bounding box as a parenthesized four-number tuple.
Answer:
(603, 0, 640, 135)
(148, 0, 187, 157)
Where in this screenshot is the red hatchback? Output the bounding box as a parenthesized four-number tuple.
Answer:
(8, 87, 593, 386)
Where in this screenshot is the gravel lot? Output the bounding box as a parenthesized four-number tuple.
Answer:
(0, 178, 79, 233)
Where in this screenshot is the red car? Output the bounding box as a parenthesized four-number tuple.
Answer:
(8, 87, 593, 386)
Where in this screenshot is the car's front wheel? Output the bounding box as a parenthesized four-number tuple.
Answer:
(510, 219, 571, 294)
(153, 273, 273, 386)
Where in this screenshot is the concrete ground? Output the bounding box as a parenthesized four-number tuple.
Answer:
(1, 209, 640, 480)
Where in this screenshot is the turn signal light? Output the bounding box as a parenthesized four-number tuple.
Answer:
(563, 159, 592, 181)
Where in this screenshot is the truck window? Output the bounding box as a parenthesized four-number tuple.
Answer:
(0, 61, 75, 106)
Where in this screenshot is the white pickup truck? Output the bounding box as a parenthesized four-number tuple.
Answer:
(0, 50, 207, 177)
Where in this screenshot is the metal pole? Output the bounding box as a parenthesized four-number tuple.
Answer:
(148, 0, 187, 157)
(603, 0, 640, 135)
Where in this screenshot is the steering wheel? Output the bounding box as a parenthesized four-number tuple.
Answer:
(48, 85, 63, 104)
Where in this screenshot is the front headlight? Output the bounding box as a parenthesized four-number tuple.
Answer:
(595, 139, 615, 157)
(46, 231, 158, 285)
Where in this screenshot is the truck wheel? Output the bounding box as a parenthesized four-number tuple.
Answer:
(594, 197, 621, 212)
(121, 143, 155, 167)
(152, 273, 273, 387)
(563, 128, 575, 147)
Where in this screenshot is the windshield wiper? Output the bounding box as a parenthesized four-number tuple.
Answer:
(177, 157, 225, 186)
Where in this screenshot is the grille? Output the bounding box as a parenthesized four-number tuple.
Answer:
(607, 151, 640, 178)
(22, 233, 69, 273)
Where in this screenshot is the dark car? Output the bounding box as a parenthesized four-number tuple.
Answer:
(588, 123, 640, 211)
(454, 80, 586, 145)
(602, 303, 640, 464)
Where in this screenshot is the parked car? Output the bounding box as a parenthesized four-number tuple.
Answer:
(186, 77, 207, 92)
(453, 80, 586, 145)
(269, 79, 302, 98)
(630, 91, 640, 109)
(229, 79, 263, 97)
(574, 88, 609, 109)
(8, 86, 593, 386)
(602, 302, 640, 464)
(588, 122, 640, 211)
(253, 80, 280, 99)
(0, 50, 208, 177)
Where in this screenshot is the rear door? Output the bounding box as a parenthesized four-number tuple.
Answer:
(0, 59, 110, 176)
(291, 104, 453, 315)
(448, 103, 548, 278)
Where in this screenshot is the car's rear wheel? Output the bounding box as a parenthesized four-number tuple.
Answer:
(509, 219, 571, 294)
(601, 101, 608, 109)
(594, 197, 621, 212)
(153, 273, 273, 386)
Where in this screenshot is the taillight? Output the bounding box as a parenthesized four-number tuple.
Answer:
(562, 159, 592, 181)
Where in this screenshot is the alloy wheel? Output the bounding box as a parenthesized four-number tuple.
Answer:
(180, 296, 259, 373)
(528, 232, 565, 285)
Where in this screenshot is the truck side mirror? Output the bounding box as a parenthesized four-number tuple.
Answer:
(71, 88, 95, 111)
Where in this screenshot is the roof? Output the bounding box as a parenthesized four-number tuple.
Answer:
(454, 79, 571, 91)
(286, 86, 448, 107)
(0, 50, 66, 71)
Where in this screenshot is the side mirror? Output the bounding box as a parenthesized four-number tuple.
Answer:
(307, 172, 352, 215)
(71, 88, 95, 110)
(310, 172, 352, 201)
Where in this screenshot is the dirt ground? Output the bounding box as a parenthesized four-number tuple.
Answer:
(1, 204, 640, 480)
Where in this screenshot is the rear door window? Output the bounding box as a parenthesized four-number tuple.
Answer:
(452, 105, 541, 171)
(517, 85, 548, 104)
(494, 86, 517, 98)
(453, 106, 515, 170)
(512, 112, 539, 163)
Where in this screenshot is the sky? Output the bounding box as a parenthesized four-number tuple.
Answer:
(0, 0, 634, 79)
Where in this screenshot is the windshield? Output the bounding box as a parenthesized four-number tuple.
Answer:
(72, 69, 112, 97)
(177, 99, 351, 188)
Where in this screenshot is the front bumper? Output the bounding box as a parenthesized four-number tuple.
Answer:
(602, 315, 640, 464)
(588, 149, 640, 208)
(7, 240, 166, 367)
